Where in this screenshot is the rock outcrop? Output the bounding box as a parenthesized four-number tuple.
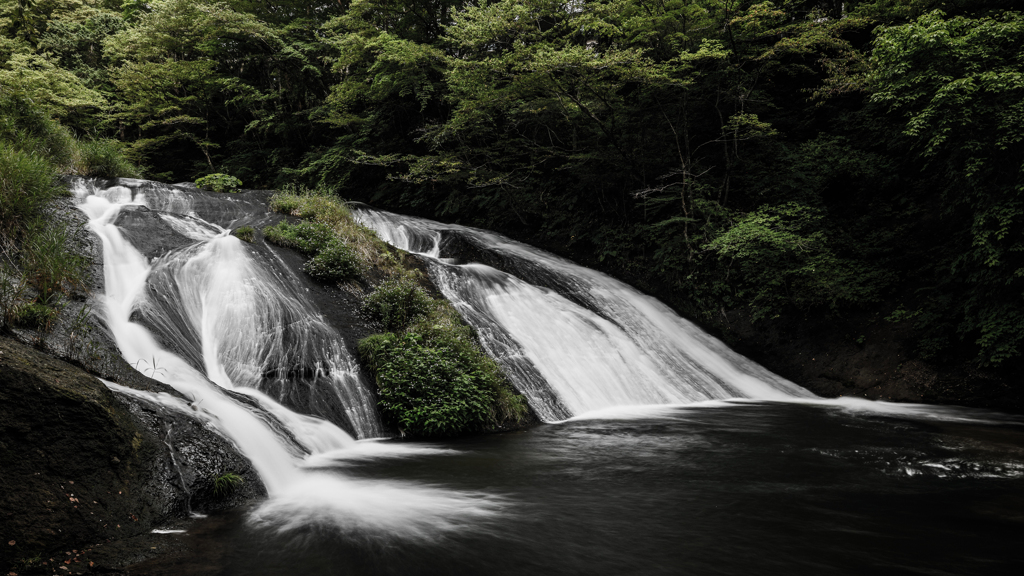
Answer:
(0, 337, 264, 572)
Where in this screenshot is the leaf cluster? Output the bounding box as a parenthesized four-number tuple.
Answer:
(358, 278, 527, 437)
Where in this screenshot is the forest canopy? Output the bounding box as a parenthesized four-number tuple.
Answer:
(2, 0, 1021, 370)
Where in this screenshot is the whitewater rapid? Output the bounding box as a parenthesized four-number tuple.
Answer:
(354, 208, 815, 421)
(74, 179, 502, 539)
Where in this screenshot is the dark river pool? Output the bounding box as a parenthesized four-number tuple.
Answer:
(148, 401, 1024, 576)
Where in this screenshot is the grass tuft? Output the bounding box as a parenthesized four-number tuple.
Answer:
(212, 472, 244, 496)
(0, 145, 60, 237)
(75, 139, 141, 179)
(231, 226, 255, 243)
(12, 302, 57, 330)
(267, 186, 405, 278)
(303, 240, 359, 282)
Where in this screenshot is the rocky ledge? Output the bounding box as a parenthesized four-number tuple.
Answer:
(0, 337, 264, 574)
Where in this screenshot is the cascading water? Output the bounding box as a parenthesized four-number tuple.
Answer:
(92, 181, 383, 437)
(354, 208, 816, 421)
(61, 181, 1024, 576)
(73, 179, 501, 538)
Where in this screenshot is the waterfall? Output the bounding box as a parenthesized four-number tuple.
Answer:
(82, 181, 383, 437)
(74, 179, 501, 538)
(354, 208, 816, 421)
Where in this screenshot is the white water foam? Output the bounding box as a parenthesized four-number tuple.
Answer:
(355, 208, 1024, 426)
(74, 178, 503, 539)
(355, 208, 812, 420)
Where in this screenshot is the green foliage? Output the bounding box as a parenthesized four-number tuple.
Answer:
(0, 143, 58, 236)
(359, 274, 527, 437)
(12, 301, 57, 330)
(363, 278, 433, 332)
(263, 220, 334, 255)
(267, 187, 408, 278)
(212, 471, 243, 496)
(706, 203, 891, 321)
(194, 173, 242, 193)
(0, 88, 77, 171)
(870, 9, 1024, 365)
(358, 332, 495, 437)
(269, 186, 350, 225)
(20, 221, 88, 304)
(263, 205, 360, 282)
(77, 138, 140, 178)
(231, 225, 254, 243)
(302, 239, 359, 283)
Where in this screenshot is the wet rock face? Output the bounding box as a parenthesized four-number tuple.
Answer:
(0, 337, 264, 571)
(114, 205, 196, 259)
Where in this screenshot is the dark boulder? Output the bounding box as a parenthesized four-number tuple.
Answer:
(0, 337, 264, 572)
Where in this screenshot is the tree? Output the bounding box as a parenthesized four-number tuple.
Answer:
(871, 10, 1024, 364)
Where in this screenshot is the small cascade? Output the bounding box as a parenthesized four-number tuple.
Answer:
(74, 178, 500, 538)
(138, 233, 382, 437)
(82, 179, 383, 437)
(354, 208, 816, 420)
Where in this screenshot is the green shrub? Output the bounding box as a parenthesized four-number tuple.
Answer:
(12, 302, 57, 330)
(0, 92, 76, 171)
(77, 138, 140, 179)
(303, 240, 359, 283)
(359, 301, 528, 437)
(358, 332, 497, 437)
(0, 144, 59, 236)
(232, 226, 255, 243)
(212, 472, 244, 496)
(195, 173, 242, 193)
(263, 220, 335, 254)
(363, 278, 433, 331)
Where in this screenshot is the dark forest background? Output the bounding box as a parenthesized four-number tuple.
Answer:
(3, 0, 1022, 378)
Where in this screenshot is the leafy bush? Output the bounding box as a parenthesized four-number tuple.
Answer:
(363, 278, 433, 331)
(76, 138, 140, 179)
(195, 173, 242, 193)
(231, 226, 255, 243)
(359, 332, 497, 437)
(359, 298, 527, 437)
(262, 220, 334, 254)
(303, 240, 360, 282)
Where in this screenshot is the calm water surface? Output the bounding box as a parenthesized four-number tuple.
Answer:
(169, 402, 1024, 576)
